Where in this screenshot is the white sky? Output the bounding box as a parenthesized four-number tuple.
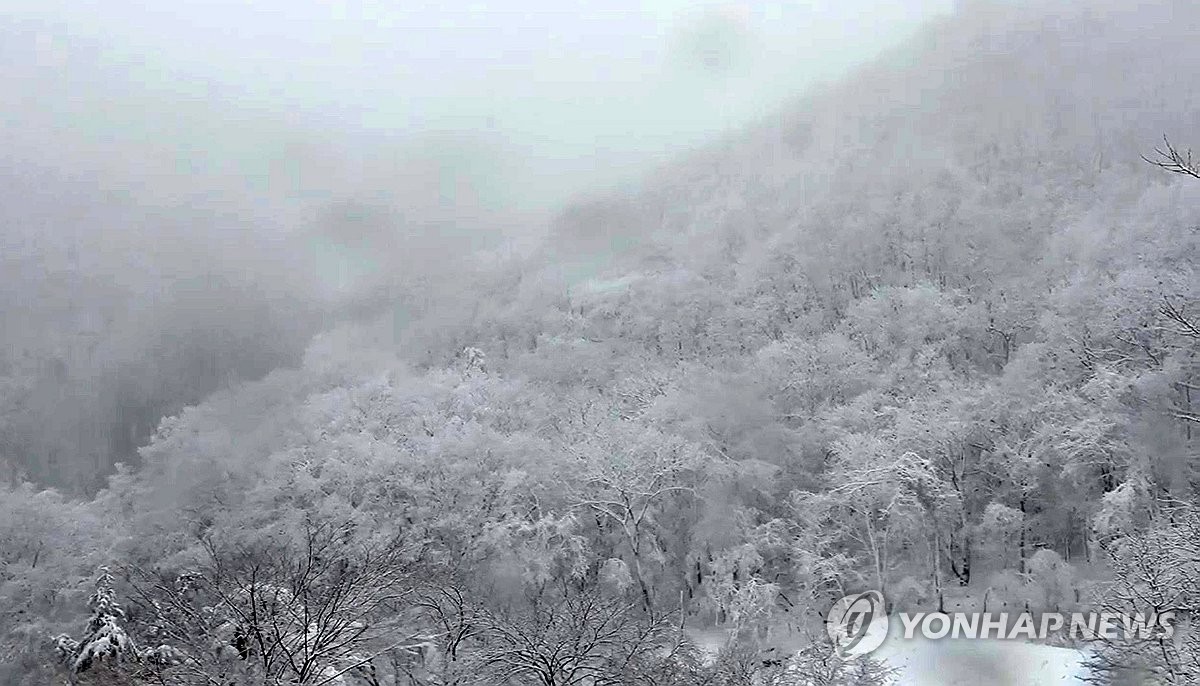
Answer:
(2, 1, 956, 213)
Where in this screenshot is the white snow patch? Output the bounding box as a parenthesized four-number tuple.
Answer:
(870, 618, 1091, 686)
(577, 273, 644, 295)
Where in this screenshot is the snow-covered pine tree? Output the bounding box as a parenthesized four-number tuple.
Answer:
(54, 566, 139, 679)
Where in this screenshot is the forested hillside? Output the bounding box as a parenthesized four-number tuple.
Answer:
(2, 1, 1198, 684)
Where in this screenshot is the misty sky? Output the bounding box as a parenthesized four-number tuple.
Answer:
(4, 1, 955, 216)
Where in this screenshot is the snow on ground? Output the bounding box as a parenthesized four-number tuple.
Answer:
(872, 619, 1091, 686)
(688, 620, 1091, 685)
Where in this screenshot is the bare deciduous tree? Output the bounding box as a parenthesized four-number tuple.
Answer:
(125, 521, 430, 685)
(478, 582, 682, 686)
(1143, 136, 1200, 180)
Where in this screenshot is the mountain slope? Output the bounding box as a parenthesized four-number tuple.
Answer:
(4, 1, 1199, 684)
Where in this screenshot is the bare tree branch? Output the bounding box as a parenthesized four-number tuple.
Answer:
(1143, 136, 1200, 179)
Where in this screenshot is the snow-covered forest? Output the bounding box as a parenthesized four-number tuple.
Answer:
(1, 1, 1198, 684)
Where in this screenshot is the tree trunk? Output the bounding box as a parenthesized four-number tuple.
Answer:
(1018, 496, 1028, 576)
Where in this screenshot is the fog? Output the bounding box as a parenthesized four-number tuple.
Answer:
(4, 2, 1200, 683)
(0, 1, 954, 487)
(4, 0, 955, 216)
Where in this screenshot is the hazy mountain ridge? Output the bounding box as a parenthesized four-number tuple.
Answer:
(2, 1, 1199, 683)
(550, 0, 1197, 280)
